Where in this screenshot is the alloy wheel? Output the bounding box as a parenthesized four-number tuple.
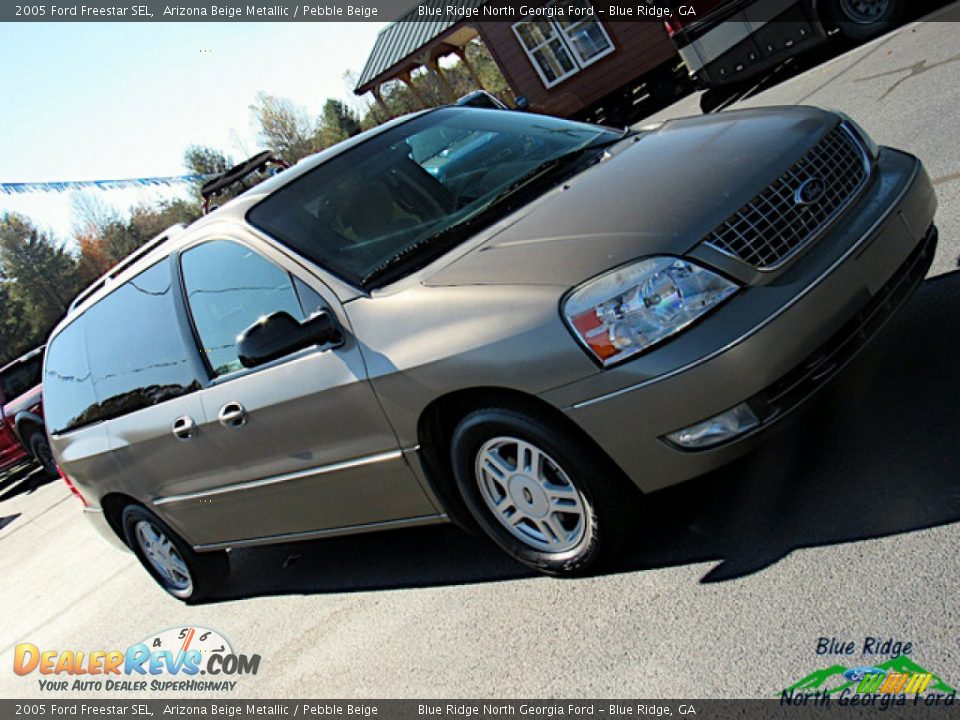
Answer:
(474, 436, 588, 553)
(134, 520, 193, 593)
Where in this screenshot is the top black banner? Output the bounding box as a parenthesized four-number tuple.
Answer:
(0, 0, 843, 23)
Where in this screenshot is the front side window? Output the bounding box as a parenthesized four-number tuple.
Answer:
(514, 2, 614, 87)
(180, 240, 311, 377)
(247, 107, 617, 288)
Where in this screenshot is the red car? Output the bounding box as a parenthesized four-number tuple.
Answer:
(0, 346, 55, 478)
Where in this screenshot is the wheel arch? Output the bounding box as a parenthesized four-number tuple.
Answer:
(100, 492, 140, 547)
(415, 386, 632, 528)
(13, 411, 45, 447)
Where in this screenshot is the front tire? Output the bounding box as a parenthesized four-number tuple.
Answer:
(122, 504, 228, 603)
(450, 404, 638, 575)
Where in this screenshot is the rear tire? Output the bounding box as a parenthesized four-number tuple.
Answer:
(122, 504, 228, 603)
(450, 404, 639, 576)
(824, 0, 904, 41)
(27, 431, 57, 479)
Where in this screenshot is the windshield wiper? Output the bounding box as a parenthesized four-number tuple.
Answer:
(361, 131, 632, 288)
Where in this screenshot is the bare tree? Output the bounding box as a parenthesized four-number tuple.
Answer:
(249, 93, 321, 164)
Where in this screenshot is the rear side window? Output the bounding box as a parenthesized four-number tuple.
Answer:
(45, 261, 200, 434)
(44, 320, 96, 435)
(180, 240, 309, 377)
(84, 261, 199, 423)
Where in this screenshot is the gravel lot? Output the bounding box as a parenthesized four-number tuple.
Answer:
(2, 7, 959, 699)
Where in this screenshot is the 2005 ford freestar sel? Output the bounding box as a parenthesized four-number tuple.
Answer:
(44, 106, 937, 601)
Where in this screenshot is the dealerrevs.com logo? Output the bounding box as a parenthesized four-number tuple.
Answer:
(13, 626, 260, 692)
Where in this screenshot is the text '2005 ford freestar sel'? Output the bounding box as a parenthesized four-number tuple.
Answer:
(44, 106, 937, 601)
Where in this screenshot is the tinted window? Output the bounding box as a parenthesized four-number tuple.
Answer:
(247, 107, 614, 287)
(44, 319, 96, 435)
(44, 260, 200, 434)
(181, 240, 306, 376)
(0, 352, 43, 401)
(83, 261, 199, 424)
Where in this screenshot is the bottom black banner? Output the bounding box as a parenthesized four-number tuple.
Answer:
(3, 699, 959, 720)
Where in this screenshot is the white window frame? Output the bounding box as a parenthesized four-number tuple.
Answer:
(511, 20, 580, 89)
(557, 15, 615, 69)
(512, 2, 614, 89)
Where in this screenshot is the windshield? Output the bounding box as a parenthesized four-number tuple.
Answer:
(247, 107, 618, 288)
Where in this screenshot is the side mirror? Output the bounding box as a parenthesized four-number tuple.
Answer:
(514, 96, 530, 112)
(236, 310, 341, 369)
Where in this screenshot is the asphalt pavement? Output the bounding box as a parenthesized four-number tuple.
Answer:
(1, 8, 959, 699)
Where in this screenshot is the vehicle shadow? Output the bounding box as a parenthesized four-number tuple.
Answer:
(617, 268, 960, 582)
(215, 269, 960, 602)
(0, 463, 52, 503)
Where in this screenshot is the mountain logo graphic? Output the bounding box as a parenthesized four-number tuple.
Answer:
(782, 655, 956, 696)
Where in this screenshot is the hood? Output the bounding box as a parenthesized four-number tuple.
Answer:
(425, 106, 838, 288)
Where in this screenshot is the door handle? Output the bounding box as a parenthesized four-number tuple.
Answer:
(172, 416, 198, 441)
(218, 402, 248, 428)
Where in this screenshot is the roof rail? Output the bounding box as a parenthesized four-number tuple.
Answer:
(68, 224, 185, 313)
(107, 223, 185, 280)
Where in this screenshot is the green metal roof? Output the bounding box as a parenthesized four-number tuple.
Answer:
(354, 2, 483, 93)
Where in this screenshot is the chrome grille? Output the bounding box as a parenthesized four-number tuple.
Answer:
(704, 125, 870, 270)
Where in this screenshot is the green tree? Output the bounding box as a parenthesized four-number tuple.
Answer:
(319, 99, 362, 146)
(184, 144, 233, 177)
(0, 280, 29, 364)
(99, 198, 200, 264)
(0, 213, 82, 343)
(184, 144, 241, 206)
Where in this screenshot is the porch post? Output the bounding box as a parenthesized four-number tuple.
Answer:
(454, 46, 485, 91)
(398, 72, 428, 108)
(424, 57, 457, 103)
(371, 85, 392, 119)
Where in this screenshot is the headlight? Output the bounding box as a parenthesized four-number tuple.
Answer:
(563, 257, 739, 366)
(834, 112, 879, 158)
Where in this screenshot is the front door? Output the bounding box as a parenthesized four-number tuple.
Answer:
(156, 238, 435, 547)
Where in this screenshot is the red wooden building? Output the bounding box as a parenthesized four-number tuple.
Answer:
(354, 2, 685, 124)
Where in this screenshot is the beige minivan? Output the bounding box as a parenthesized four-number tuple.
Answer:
(45, 106, 937, 601)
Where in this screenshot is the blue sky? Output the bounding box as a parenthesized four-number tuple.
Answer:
(0, 22, 387, 241)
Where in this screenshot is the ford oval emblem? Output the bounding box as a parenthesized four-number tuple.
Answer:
(795, 177, 826, 205)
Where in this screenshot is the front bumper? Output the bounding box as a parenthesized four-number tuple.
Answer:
(544, 148, 937, 493)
